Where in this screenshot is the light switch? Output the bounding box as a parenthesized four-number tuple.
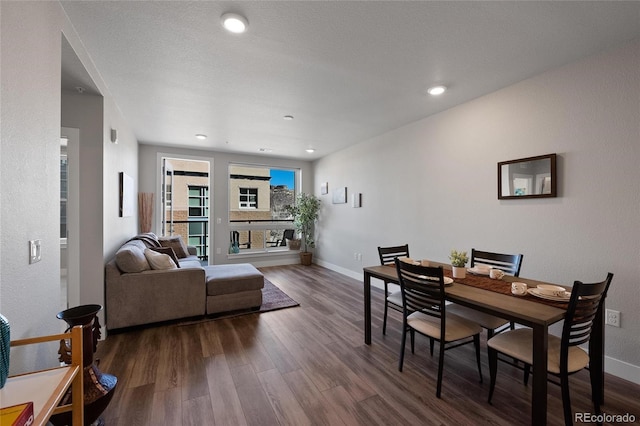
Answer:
(29, 239, 42, 264)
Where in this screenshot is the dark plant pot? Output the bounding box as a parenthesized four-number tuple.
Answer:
(300, 252, 313, 266)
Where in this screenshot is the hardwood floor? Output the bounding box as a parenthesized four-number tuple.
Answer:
(96, 265, 639, 425)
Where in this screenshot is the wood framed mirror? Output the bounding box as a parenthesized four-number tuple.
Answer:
(498, 153, 557, 199)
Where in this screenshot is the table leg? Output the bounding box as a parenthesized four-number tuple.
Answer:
(531, 324, 549, 425)
(364, 272, 371, 345)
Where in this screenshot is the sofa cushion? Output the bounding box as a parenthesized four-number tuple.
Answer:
(205, 264, 264, 296)
(115, 244, 150, 273)
(159, 235, 190, 258)
(150, 246, 181, 268)
(144, 249, 178, 270)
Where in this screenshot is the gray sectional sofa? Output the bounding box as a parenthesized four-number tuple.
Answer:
(105, 233, 264, 330)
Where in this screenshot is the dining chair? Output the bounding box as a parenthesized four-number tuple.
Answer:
(377, 244, 410, 335)
(487, 273, 614, 426)
(395, 258, 483, 398)
(447, 249, 524, 338)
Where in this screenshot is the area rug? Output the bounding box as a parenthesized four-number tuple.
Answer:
(178, 279, 299, 325)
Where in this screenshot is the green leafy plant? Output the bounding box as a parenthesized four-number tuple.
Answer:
(449, 249, 469, 267)
(285, 193, 321, 252)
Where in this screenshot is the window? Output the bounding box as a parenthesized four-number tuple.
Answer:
(60, 144, 68, 239)
(228, 164, 298, 253)
(239, 188, 258, 209)
(189, 186, 209, 217)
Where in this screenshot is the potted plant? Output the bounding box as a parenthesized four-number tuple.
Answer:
(449, 249, 469, 278)
(285, 193, 321, 265)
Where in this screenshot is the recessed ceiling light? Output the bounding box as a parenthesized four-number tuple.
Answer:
(283, 115, 294, 120)
(195, 134, 207, 140)
(305, 148, 315, 153)
(221, 13, 248, 33)
(427, 85, 447, 96)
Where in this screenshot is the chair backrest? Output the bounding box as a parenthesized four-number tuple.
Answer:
(395, 258, 446, 323)
(471, 249, 524, 276)
(378, 244, 410, 266)
(281, 229, 295, 246)
(562, 273, 613, 359)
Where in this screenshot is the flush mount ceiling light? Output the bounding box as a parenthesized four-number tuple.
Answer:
(221, 13, 248, 33)
(427, 85, 447, 96)
(305, 148, 315, 153)
(283, 115, 294, 120)
(195, 134, 207, 140)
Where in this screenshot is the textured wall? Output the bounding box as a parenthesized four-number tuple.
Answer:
(314, 41, 640, 378)
(1, 2, 138, 371)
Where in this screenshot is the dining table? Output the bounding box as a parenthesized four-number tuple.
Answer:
(362, 260, 606, 426)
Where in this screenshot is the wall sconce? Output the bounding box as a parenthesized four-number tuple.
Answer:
(110, 128, 118, 144)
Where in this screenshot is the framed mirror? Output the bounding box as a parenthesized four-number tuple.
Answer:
(498, 153, 557, 199)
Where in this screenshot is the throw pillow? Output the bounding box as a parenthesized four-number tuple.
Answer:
(144, 249, 178, 270)
(150, 246, 181, 268)
(115, 245, 151, 273)
(159, 235, 190, 258)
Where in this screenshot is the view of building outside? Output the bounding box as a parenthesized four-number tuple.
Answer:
(229, 164, 296, 251)
(161, 160, 296, 259)
(162, 158, 210, 260)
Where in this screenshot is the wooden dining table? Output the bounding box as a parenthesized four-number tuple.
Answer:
(362, 261, 606, 426)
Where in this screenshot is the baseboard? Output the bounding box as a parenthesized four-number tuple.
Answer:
(605, 356, 640, 385)
(316, 259, 640, 385)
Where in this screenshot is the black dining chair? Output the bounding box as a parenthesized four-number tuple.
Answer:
(487, 273, 613, 426)
(447, 249, 524, 338)
(377, 244, 410, 335)
(395, 258, 483, 398)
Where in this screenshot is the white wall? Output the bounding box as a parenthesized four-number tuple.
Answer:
(314, 41, 640, 380)
(138, 145, 312, 267)
(1, 2, 138, 372)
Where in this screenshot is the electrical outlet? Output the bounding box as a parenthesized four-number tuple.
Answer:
(353, 252, 358, 260)
(606, 309, 621, 327)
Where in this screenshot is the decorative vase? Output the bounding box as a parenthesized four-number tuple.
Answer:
(0, 314, 9, 389)
(452, 266, 466, 279)
(300, 251, 313, 266)
(51, 305, 117, 426)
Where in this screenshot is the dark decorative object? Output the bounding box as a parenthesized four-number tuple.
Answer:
(51, 305, 117, 426)
(498, 153, 557, 199)
(0, 313, 9, 389)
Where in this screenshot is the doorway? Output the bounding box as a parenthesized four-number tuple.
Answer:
(159, 156, 212, 265)
(60, 127, 80, 309)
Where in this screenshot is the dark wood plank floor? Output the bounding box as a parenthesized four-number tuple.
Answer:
(96, 265, 639, 425)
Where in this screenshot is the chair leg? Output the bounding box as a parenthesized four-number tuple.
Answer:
(436, 339, 445, 398)
(398, 324, 407, 372)
(429, 337, 434, 356)
(382, 301, 389, 335)
(488, 347, 498, 404)
(474, 334, 483, 383)
(561, 372, 574, 426)
(524, 363, 531, 386)
(589, 360, 603, 415)
(410, 329, 415, 354)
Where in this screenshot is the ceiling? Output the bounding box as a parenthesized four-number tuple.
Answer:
(60, 1, 640, 160)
